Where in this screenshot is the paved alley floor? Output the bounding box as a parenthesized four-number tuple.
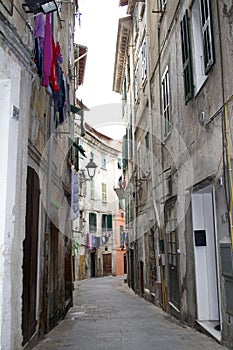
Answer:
(33, 276, 228, 350)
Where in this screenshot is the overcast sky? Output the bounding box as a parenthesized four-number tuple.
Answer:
(74, 0, 127, 139)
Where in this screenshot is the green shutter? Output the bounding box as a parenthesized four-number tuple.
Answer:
(107, 215, 112, 231)
(180, 10, 194, 104)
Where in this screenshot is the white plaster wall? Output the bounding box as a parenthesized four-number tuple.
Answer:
(0, 46, 30, 349)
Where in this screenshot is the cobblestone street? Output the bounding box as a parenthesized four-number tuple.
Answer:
(33, 276, 228, 350)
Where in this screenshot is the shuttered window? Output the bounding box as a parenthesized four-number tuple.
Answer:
(180, 10, 194, 104)
(199, 0, 215, 74)
(102, 214, 112, 232)
(102, 183, 107, 202)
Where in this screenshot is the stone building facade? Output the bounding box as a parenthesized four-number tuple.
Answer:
(72, 123, 126, 281)
(113, 0, 233, 348)
(0, 1, 85, 348)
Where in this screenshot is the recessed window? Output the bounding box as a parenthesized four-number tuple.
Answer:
(89, 212, 97, 233)
(161, 67, 170, 138)
(191, 0, 215, 92)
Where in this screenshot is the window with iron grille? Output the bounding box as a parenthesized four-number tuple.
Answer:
(166, 206, 177, 267)
(180, 10, 194, 104)
(161, 67, 170, 137)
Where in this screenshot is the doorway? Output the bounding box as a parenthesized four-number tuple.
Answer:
(191, 186, 221, 339)
(22, 167, 39, 345)
(103, 253, 112, 276)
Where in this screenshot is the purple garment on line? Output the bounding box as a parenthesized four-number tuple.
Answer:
(89, 234, 92, 250)
(43, 14, 52, 87)
(34, 14, 45, 50)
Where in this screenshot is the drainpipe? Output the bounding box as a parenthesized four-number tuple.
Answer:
(145, 0, 162, 286)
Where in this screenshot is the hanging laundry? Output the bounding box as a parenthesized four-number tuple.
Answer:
(43, 14, 52, 87)
(71, 165, 79, 220)
(34, 14, 45, 76)
(49, 36, 59, 92)
(88, 234, 92, 250)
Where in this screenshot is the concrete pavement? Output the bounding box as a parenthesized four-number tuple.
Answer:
(33, 276, 228, 350)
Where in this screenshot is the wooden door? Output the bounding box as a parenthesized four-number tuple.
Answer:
(103, 254, 112, 276)
(22, 167, 39, 345)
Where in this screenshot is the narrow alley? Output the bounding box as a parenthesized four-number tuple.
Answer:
(33, 276, 227, 350)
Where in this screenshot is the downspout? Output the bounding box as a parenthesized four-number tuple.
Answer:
(145, 0, 162, 287)
(216, 1, 233, 248)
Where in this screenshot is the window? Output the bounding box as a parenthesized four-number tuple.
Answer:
(160, 0, 167, 11)
(137, 142, 142, 180)
(180, 10, 194, 104)
(102, 214, 112, 232)
(161, 67, 170, 137)
(145, 131, 150, 172)
(101, 153, 107, 170)
(102, 183, 107, 202)
(122, 132, 128, 170)
(79, 171, 86, 197)
(90, 179, 95, 199)
(141, 38, 147, 84)
(134, 63, 139, 102)
(134, 6, 139, 35)
(191, 0, 215, 92)
(89, 212, 97, 233)
(165, 206, 177, 267)
(120, 226, 125, 249)
(199, 0, 215, 73)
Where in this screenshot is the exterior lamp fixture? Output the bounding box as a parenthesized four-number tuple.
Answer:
(22, 0, 58, 14)
(85, 158, 97, 180)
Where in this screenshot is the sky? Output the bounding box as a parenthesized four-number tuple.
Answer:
(74, 0, 127, 140)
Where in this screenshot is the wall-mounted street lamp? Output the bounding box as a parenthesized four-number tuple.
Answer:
(80, 158, 98, 183)
(22, 0, 58, 14)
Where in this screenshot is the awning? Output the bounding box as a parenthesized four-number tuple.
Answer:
(70, 104, 82, 115)
(74, 44, 88, 86)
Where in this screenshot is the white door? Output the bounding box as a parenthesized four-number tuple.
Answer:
(191, 189, 219, 321)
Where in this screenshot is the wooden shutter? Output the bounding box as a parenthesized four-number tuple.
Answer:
(180, 10, 194, 104)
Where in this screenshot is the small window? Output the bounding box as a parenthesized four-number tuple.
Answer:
(101, 153, 107, 170)
(145, 131, 150, 172)
(166, 206, 177, 267)
(102, 183, 107, 202)
(134, 63, 139, 102)
(180, 10, 194, 104)
(134, 6, 139, 34)
(141, 38, 147, 84)
(161, 67, 170, 137)
(89, 212, 97, 233)
(90, 179, 95, 199)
